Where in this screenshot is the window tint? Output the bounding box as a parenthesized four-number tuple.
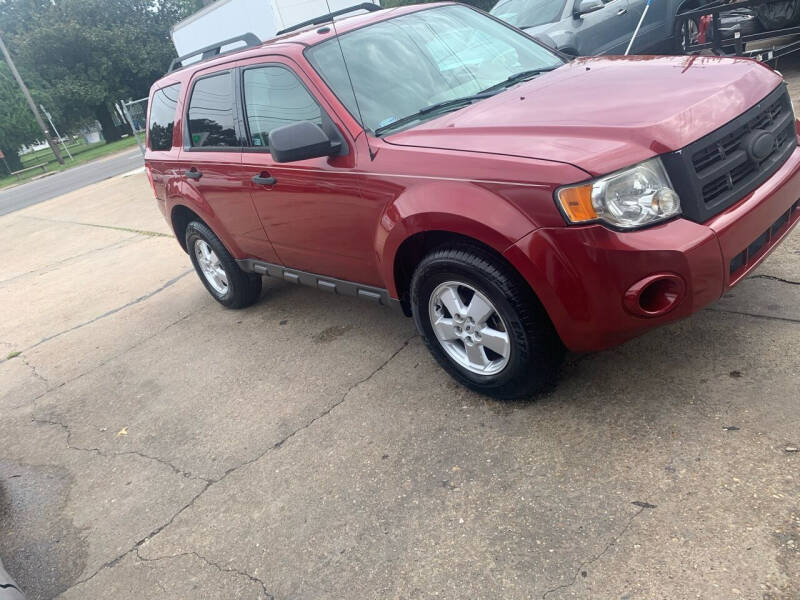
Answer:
(187, 72, 238, 147)
(148, 83, 181, 151)
(243, 66, 322, 148)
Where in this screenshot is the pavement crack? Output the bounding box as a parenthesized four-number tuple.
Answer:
(135, 548, 274, 599)
(0, 269, 193, 364)
(747, 274, 800, 286)
(273, 333, 417, 451)
(30, 415, 206, 482)
(19, 214, 170, 237)
(0, 237, 140, 286)
(18, 312, 195, 412)
(58, 481, 214, 594)
(53, 334, 415, 594)
(20, 355, 48, 386)
(541, 506, 647, 599)
(704, 307, 800, 324)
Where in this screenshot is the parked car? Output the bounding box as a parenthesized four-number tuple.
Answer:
(146, 2, 800, 399)
(489, 0, 703, 55)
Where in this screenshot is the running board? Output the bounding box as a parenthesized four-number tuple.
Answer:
(237, 259, 401, 311)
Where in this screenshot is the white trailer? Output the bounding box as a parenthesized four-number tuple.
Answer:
(171, 0, 381, 63)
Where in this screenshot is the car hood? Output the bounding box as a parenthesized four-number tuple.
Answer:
(383, 55, 784, 176)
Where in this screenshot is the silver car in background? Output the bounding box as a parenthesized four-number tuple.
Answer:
(490, 0, 691, 55)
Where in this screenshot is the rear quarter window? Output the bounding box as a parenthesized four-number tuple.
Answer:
(148, 83, 181, 151)
(187, 71, 238, 147)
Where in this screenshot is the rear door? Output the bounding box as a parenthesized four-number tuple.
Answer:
(178, 67, 278, 262)
(573, 0, 635, 55)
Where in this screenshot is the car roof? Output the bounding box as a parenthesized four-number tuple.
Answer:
(154, 2, 453, 89)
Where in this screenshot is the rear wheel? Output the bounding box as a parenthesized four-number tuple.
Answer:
(673, 15, 700, 53)
(410, 245, 564, 399)
(186, 221, 262, 309)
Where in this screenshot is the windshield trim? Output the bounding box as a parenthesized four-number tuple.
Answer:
(302, 3, 565, 136)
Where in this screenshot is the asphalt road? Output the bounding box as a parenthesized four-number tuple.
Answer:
(0, 149, 143, 217)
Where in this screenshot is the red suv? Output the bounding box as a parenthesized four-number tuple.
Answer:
(145, 2, 800, 399)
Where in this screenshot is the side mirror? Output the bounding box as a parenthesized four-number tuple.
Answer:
(268, 121, 341, 163)
(574, 0, 604, 16)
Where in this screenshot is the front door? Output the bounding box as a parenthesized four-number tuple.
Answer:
(238, 59, 382, 287)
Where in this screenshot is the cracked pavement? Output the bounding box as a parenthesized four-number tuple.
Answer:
(1, 127, 800, 600)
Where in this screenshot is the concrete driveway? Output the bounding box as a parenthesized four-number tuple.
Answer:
(1, 142, 799, 599)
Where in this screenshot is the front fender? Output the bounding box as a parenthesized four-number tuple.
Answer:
(376, 180, 536, 298)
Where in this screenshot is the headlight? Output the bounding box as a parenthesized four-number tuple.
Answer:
(556, 158, 681, 229)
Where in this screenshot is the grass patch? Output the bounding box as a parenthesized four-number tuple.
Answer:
(6, 351, 21, 359)
(0, 136, 141, 190)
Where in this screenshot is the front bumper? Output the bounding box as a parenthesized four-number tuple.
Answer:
(505, 146, 800, 353)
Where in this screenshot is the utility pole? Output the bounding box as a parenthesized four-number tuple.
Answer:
(0, 31, 64, 165)
(40, 104, 73, 160)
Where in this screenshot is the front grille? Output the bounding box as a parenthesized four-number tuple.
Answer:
(662, 85, 797, 223)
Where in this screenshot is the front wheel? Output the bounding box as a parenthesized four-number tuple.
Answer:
(410, 245, 564, 400)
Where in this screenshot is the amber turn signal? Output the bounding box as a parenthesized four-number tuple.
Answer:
(556, 185, 597, 223)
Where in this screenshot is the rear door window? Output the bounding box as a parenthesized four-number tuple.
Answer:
(148, 83, 181, 151)
(187, 71, 238, 147)
(242, 66, 322, 148)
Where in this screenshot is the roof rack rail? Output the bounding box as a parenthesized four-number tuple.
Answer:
(168, 32, 261, 73)
(275, 2, 380, 36)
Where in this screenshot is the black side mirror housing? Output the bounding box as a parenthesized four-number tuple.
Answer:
(268, 121, 342, 163)
(574, 0, 604, 16)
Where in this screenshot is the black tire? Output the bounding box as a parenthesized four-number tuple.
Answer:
(410, 245, 564, 400)
(756, 0, 800, 29)
(673, 15, 700, 54)
(185, 221, 262, 309)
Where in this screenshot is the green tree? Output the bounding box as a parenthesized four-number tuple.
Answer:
(0, 60, 45, 171)
(0, 0, 200, 142)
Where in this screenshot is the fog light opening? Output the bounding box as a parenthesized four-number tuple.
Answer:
(639, 279, 680, 313)
(624, 274, 686, 318)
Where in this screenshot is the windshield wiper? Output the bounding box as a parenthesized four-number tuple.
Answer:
(479, 67, 559, 94)
(374, 92, 495, 136)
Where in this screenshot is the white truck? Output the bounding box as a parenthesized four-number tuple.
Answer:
(171, 0, 381, 62)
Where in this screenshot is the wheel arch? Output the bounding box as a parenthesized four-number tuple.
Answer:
(378, 179, 543, 309)
(168, 198, 242, 257)
(170, 204, 205, 252)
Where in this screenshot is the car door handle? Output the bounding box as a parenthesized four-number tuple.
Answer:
(185, 169, 202, 180)
(252, 173, 277, 186)
(617, 8, 628, 14)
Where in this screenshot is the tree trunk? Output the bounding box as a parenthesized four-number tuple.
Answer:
(0, 145, 22, 173)
(94, 104, 122, 143)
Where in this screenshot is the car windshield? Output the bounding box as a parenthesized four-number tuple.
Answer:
(490, 0, 567, 29)
(305, 5, 563, 135)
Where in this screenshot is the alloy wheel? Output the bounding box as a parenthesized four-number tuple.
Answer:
(194, 239, 229, 295)
(428, 281, 511, 375)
